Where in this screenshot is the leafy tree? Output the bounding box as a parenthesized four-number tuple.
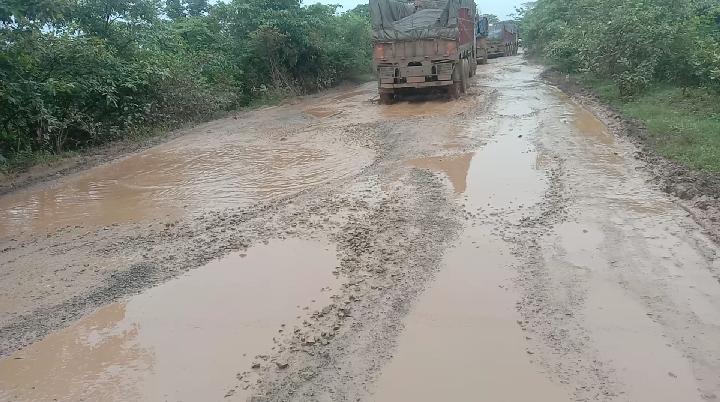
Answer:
(165, 0, 185, 20)
(522, 0, 720, 95)
(73, 0, 161, 37)
(0, 0, 374, 164)
(484, 14, 500, 24)
(186, 0, 207, 17)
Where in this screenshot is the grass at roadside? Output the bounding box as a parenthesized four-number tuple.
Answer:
(0, 151, 73, 174)
(0, 92, 286, 175)
(576, 74, 720, 173)
(0, 73, 377, 177)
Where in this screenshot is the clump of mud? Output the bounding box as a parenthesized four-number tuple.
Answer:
(233, 170, 461, 401)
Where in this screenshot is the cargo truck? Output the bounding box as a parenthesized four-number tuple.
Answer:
(487, 21, 519, 58)
(369, 0, 478, 103)
(475, 15, 489, 65)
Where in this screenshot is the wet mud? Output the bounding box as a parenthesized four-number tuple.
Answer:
(0, 239, 338, 401)
(0, 124, 372, 239)
(1, 57, 720, 402)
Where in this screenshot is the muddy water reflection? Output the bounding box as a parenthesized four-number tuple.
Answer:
(372, 228, 571, 402)
(0, 238, 338, 402)
(464, 134, 546, 211)
(0, 134, 372, 237)
(375, 133, 566, 401)
(405, 129, 545, 203)
(405, 153, 474, 194)
(562, 95, 624, 172)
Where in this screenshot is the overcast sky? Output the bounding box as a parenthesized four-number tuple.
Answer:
(313, 0, 525, 19)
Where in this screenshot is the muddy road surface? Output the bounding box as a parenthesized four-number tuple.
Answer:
(1, 57, 720, 402)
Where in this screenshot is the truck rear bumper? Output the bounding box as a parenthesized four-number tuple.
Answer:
(379, 80, 453, 89)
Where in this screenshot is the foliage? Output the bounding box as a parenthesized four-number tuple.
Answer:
(520, 0, 720, 96)
(484, 14, 499, 24)
(579, 75, 720, 172)
(0, 0, 373, 166)
(521, 0, 720, 172)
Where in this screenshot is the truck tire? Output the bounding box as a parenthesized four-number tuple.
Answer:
(460, 59, 469, 93)
(478, 48, 488, 65)
(379, 92, 394, 105)
(448, 82, 461, 99)
(449, 60, 465, 99)
(469, 57, 477, 77)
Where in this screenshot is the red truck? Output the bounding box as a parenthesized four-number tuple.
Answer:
(487, 21, 519, 58)
(475, 15, 489, 65)
(370, 0, 478, 103)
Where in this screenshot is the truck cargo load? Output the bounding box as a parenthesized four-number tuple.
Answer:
(369, 0, 478, 103)
(487, 21, 519, 58)
(371, 0, 477, 41)
(475, 15, 489, 65)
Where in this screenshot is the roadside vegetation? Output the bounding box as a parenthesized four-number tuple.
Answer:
(520, 0, 720, 172)
(0, 0, 372, 171)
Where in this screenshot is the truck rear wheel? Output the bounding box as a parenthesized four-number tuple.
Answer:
(460, 59, 469, 93)
(379, 92, 395, 105)
(450, 60, 465, 98)
(478, 48, 488, 64)
(448, 83, 461, 99)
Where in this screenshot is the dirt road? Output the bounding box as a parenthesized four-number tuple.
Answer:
(1, 57, 719, 402)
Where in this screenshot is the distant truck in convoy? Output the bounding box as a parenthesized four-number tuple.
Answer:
(369, 0, 478, 103)
(475, 15, 489, 65)
(487, 21, 519, 58)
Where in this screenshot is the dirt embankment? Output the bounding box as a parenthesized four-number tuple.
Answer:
(543, 70, 720, 244)
(0, 129, 186, 197)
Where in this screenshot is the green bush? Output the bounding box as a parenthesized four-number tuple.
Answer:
(520, 0, 720, 96)
(0, 0, 373, 166)
(520, 0, 720, 172)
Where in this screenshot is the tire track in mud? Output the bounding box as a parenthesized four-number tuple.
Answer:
(6, 57, 719, 402)
(228, 90, 498, 401)
(504, 154, 619, 401)
(0, 84, 490, 401)
(236, 171, 461, 401)
(0, 126, 378, 358)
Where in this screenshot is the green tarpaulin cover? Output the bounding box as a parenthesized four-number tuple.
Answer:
(369, 0, 476, 41)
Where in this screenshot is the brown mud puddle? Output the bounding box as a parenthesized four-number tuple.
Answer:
(406, 131, 545, 220)
(0, 238, 339, 402)
(371, 227, 571, 401)
(405, 153, 474, 194)
(303, 107, 341, 118)
(463, 134, 546, 216)
(377, 121, 564, 400)
(380, 97, 475, 119)
(0, 132, 372, 239)
(333, 89, 374, 101)
(376, 147, 566, 399)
